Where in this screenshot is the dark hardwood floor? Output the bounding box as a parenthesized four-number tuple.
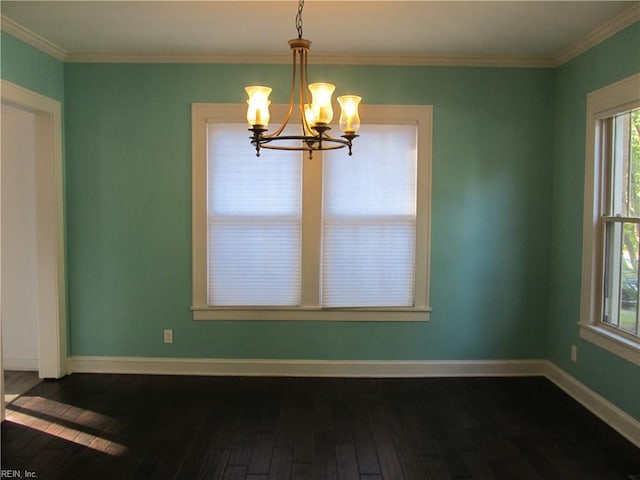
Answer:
(2, 374, 639, 479)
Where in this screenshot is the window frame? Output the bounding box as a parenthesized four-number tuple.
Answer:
(192, 103, 432, 321)
(580, 72, 640, 365)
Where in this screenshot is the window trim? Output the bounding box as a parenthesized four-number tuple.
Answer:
(192, 103, 432, 321)
(580, 72, 640, 365)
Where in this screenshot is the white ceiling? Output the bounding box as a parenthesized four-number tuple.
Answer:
(1, 1, 638, 65)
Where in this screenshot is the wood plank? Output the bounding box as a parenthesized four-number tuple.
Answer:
(335, 444, 359, 480)
(198, 448, 231, 480)
(292, 462, 312, 480)
(222, 465, 248, 480)
(312, 430, 337, 480)
(332, 397, 359, 480)
(352, 404, 381, 475)
(229, 441, 254, 466)
(248, 430, 275, 475)
(269, 445, 293, 480)
(388, 404, 428, 480)
(420, 454, 450, 480)
(366, 403, 405, 480)
(293, 402, 314, 464)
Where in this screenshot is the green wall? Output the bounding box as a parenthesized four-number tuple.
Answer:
(62, 62, 553, 361)
(0, 30, 64, 101)
(549, 22, 640, 420)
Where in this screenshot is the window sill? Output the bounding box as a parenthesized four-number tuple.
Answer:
(192, 306, 431, 322)
(579, 323, 640, 366)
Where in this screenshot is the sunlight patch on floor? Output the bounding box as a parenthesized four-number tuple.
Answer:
(4, 392, 21, 404)
(6, 396, 128, 456)
(4, 370, 41, 405)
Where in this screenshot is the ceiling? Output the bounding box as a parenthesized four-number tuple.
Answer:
(1, 1, 638, 66)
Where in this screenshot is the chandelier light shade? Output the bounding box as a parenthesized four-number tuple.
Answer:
(337, 95, 362, 134)
(245, 0, 361, 158)
(245, 86, 272, 127)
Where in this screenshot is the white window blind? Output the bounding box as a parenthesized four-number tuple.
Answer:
(322, 124, 418, 307)
(207, 123, 302, 306)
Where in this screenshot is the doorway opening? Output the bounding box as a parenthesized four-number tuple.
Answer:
(1, 80, 67, 420)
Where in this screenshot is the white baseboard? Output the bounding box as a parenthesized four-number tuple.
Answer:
(66, 355, 639, 447)
(545, 363, 640, 448)
(3, 356, 38, 371)
(68, 356, 547, 378)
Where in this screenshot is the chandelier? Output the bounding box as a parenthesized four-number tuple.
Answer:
(245, 0, 362, 158)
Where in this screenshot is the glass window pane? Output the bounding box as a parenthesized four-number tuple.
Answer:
(612, 110, 640, 218)
(208, 222, 302, 306)
(620, 222, 639, 334)
(603, 108, 640, 337)
(207, 123, 302, 306)
(323, 124, 417, 217)
(603, 221, 640, 335)
(322, 124, 417, 307)
(322, 221, 416, 307)
(604, 222, 622, 328)
(208, 124, 301, 215)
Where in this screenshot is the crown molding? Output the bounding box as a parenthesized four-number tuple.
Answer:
(553, 3, 640, 67)
(65, 51, 555, 68)
(65, 52, 292, 64)
(1, 15, 67, 61)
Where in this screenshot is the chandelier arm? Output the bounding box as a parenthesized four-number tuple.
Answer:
(299, 48, 313, 137)
(266, 49, 298, 139)
(301, 48, 320, 143)
(313, 131, 358, 143)
(317, 130, 340, 141)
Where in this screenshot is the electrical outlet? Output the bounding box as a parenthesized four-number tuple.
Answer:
(571, 345, 577, 362)
(164, 329, 173, 344)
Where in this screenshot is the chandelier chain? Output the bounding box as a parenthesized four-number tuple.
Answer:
(296, 0, 304, 38)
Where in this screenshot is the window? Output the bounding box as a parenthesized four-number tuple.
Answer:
(206, 123, 302, 307)
(192, 104, 432, 321)
(602, 109, 640, 337)
(580, 73, 640, 365)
